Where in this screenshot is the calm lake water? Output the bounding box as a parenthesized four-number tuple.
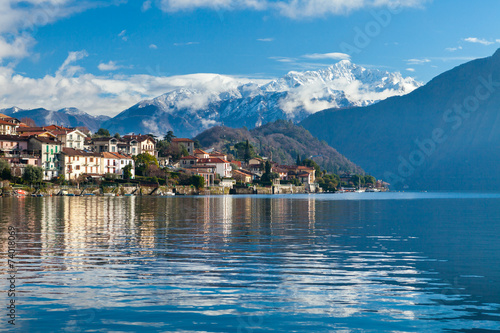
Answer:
(1, 193, 500, 332)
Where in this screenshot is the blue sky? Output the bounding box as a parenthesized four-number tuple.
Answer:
(0, 0, 499, 116)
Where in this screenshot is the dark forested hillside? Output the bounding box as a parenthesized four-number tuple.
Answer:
(194, 119, 363, 174)
(301, 49, 500, 190)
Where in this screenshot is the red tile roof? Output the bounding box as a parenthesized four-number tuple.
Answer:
(122, 134, 154, 142)
(180, 155, 198, 160)
(171, 138, 194, 143)
(0, 119, 16, 126)
(194, 148, 208, 154)
(62, 148, 100, 157)
(197, 158, 229, 164)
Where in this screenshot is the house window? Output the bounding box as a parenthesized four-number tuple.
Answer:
(69, 134, 73, 140)
(76, 166, 80, 170)
(90, 158, 93, 162)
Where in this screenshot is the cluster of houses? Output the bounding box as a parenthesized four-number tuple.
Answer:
(0, 113, 157, 181)
(173, 138, 316, 188)
(0, 113, 318, 188)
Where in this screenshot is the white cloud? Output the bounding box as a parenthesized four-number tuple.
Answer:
(406, 58, 431, 65)
(173, 41, 199, 46)
(119, 30, 128, 41)
(463, 37, 494, 46)
(159, 0, 429, 17)
(98, 61, 121, 71)
(0, 1, 99, 62)
(406, 68, 415, 72)
(142, 0, 152, 11)
(445, 46, 462, 52)
(149, 44, 158, 49)
(56, 50, 88, 76)
(257, 38, 274, 42)
(0, 56, 271, 117)
(160, 0, 267, 12)
(302, 52, 351, 60)
(0, 35, 35, 61)
(269, 56, 297, 63)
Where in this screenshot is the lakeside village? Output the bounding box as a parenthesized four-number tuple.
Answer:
(0, 113, 389, 197)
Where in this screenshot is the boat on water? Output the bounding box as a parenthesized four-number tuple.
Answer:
(103, 193, 116, 197)
(14, 190, 27, 197)
(365, 188, 380, 192)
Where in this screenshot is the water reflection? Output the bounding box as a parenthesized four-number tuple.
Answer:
(1, 194, 500, 332)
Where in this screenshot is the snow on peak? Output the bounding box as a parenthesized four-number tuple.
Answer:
(128, 60, 422, 135)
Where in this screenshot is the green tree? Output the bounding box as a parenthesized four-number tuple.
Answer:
(351, 174, 365, 187)
(264, 160, 271, 174)
(190, 175, 205, 190)
(0, 159, 11, 180)
(180, 146, 189, 157)
(296, 153, 301, 166)
(301, 159, 322, 177)
(96, 128, 110, 137)
(123, 163, 133, 180)
(244, 140, 252, 162)
(156, 140, 170, 157)
(1, 167, 12, 181)
(23, 165, 43, 184)
(114, 133, 121, 139)
(164, 130, 176, 143)
(364, 175, 376, 186)
(133, 153, 159, 177)
(318, 174, 340, 192)
(260, 160, 279, 183)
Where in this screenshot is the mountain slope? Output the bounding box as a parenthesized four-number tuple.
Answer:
(103, 61, 421, 137)
(194, 119, 363, 175)
(1, 107, 110, 132)
(301, 49, 500, 191)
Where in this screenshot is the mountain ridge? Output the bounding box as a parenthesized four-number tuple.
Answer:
(0, 107, 110, 132)
(102, 60, 422, 137)
(301, 49, 500, 191)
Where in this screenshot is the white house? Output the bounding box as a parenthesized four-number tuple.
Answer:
(52, 129, 87, 149)
(60, 148, 102, 180)
(28, 136, 63, 180)
(196, 157, 232, 178)
(101, 152, 135, 179)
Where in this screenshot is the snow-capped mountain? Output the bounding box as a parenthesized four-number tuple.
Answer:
(0, 107, 110, 132)
(102, 60, 423, 137)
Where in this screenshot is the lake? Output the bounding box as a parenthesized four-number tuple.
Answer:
(1, 193, 500, 332)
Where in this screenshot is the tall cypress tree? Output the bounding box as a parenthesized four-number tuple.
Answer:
(244, 140, 252, 162)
